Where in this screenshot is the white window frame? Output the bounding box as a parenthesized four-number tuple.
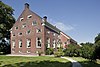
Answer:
(26, 39, 31, 48)
(18, 32, 22, 36)
(26, 30, 31, 35)
(27, 51, 31, 53)
(47, 38, 50, 48)
(32, 20, 37, 26)
(53, 40, 56, 48)
(15, 26, 18, 30)
(47, 31, 50, 34)
(27, 15, 32, 19)
(36, 29, 42, 33)
(19, 40, 22, 48)
(20, 18, 24, 21)
(36, 37, 42, 48)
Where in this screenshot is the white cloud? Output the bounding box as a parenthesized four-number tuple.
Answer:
(54, 22, 74, 32)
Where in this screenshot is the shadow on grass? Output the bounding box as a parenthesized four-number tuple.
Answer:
(79, 61, 100, 67)
(2, 61, 71, 67)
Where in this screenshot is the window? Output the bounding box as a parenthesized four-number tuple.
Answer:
(19, 51, 22, 53)
(12, 40, 15, 48)
(22, 23, 26, 28)
(20, 18, 24, 21)
(27, 39, 31, 48)
(53, 40, 56, 48)
(27, 15, 32, 19)
(26, 30, 31, 34)
(12, 34, 15, 37)
(36, 37, 42, 48)
(53, 33, 56, 36)
(36, 29, 41, 33)
(19, 40, 22, 48)
(15, 27, 18, 30)
(47, 31, 50, 34)
(27, 51, 31, 53)
(47, 38, 50, 48)
(32, 20, 37, 25)
(18, 33, 22, 36)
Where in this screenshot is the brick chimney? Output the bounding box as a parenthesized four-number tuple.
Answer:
(25, 3, 29, 9)
(43, 16, 47, 22)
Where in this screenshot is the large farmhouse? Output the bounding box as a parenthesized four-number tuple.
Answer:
(10, 3, 77, 55)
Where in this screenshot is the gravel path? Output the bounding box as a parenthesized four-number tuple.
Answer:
(61, 57, 82, 67)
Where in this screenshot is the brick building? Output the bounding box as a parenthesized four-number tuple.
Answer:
(10, 3, 77, 55)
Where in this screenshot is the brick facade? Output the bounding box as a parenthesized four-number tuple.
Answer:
(10, 3, 77, 55)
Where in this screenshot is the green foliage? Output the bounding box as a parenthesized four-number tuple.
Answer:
(46, 48, 54, 55)
(54, 48, 64, 57)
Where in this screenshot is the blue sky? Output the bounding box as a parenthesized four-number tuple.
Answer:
(2, 0, 100, 43)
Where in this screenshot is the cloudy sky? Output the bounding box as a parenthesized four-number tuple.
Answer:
(2, 0, 100, 43)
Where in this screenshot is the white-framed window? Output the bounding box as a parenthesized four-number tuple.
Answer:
(53, 33, 56, 36)
(36, 29, 41, 33)
(15, 26, 18, 30)
(26, 30, 31, 34)
(12, 40, 15, 48)
(26, 39, 31, 48)
(18, 32, 22, 36)
(19, 40, 22, 48)
(27, 51, 31, 53)
(27, 15, 32, 19)
(47, 31, 50, 34)
(19, 51, 22, 53)
(47, 38, 50, 48)
(36, 37, 42, 48)
(20, 18, 24, 21)
(32, 20, 37, 25)
(53, 40, 56, 48)
(22, 23, 26, 28)
(12, 34, 15, 37)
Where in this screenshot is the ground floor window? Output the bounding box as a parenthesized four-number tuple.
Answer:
(36, 37, 42, 48)
(47, 38, 50, 48)
(19, 40, 22, 48)
(53, 40, 56, 48)
(26, 39, 31, 48)
(12, 40, 15, 48)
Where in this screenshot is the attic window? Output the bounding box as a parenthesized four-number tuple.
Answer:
(15, 27, 18, 30)
(20, 18, 24, 21)
(27, 15, 32, 19)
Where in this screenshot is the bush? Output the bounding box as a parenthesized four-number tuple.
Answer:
(54, 48, 64, 57)
(0, 52, 4, 55)
(46, 48, 54, 55)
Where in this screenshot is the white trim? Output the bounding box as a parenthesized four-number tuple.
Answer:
(60, 32, 70, 39)
(27, 15, 32, 19)
(20, 18, 24, 21)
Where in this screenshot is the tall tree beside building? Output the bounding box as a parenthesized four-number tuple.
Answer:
(0, 1, 15, 54)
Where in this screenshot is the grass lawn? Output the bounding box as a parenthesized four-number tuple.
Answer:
(69, 57, 100, 67)
(0, 55, 71, 67)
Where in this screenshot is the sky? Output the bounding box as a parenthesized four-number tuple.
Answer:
(2, 0, 100, 43)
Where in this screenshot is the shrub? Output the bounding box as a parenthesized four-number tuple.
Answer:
(46, 48, 54, 55)
(54, 48, 64, 57)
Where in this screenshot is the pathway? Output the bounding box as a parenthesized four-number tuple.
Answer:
(61, 57, 82, 67)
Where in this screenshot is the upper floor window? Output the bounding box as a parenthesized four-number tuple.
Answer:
(26, 39, 31, 48)
(36, 37, 42, 48)
(27, 15, 32, 19)
(15, 27, 18, 30)
(12, 40, 15, 48)
(22, 23, 26, 28)
(18, 32, 22, 36)
(26, 30, 31, 34)
(19, 40, 22, 48)
(20, 18, 24, 21)
(32, 20, 37, 25)
(36, 29, 41, 33)
(12, 34, 15, 37)
(47, 31, 50, 34)
(53, 33, 56, 36)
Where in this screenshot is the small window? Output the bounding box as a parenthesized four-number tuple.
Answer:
(15, 27, 18, 30)
(19, 40, 22, 48)
(47, 31, 50, 34)
(27, 51, 31, 53)
(22, 23, 26, 28)
(53, 33, 56, 36)
(26, 30, 31, 34)
(12, 34, 15, 37)
(36, 37, 42, 48)
(27, 39, 31, 48)
(18, 33, 22, 36)
(36, 29, 41, 33)
(27, 15, 32, 19)
(20, 18, 24, 21)
(32, 20, 37, 25)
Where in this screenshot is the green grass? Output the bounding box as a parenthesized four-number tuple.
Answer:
(69, 57, 100, 67)
(0, 55, 71, 67)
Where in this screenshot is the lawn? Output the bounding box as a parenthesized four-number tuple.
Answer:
(0, 55, 71, 67)
(70, 57, 100, 67)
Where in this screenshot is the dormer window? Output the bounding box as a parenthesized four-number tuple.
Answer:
(27, 15, 32, 19)
(20, 18, 24, 21)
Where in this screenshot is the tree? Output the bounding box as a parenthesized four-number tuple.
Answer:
(0, 1, 15, 54)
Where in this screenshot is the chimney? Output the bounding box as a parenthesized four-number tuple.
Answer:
(25, 3, 29, 9)
(43, 16, 47, 22)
